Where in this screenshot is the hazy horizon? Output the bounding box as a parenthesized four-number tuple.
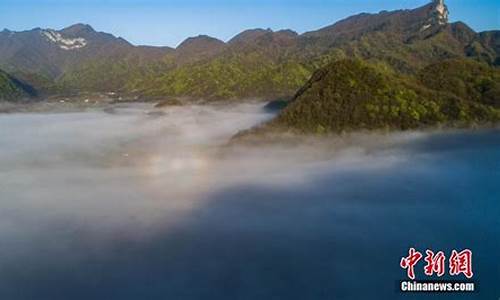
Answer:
(0, 0, 498, 47)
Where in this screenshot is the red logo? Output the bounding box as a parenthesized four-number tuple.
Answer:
(449, 249, 474, 279)
(400, 248, 422, 280)
(424, 250, 446, 277)
(400, 248, 473, 279)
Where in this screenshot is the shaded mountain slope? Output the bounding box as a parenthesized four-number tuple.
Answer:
(0, 69, 36, 101)
(0, 24, 173, 94)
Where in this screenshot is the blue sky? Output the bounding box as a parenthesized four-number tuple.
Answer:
(0, 0, 498, 47)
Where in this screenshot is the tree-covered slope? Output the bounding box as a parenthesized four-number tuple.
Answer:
(418, 59, 500, 107)
(135, 51, 311, 100)
(0, 69, 34, 101)
(264, 59, 500, 133)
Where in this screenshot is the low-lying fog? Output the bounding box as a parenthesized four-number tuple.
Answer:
(0, 103, 499, 299)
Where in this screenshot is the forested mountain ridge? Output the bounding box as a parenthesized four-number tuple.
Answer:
(0, 0, 498, 101)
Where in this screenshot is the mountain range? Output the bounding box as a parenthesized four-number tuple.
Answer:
(0, 0, 499, 102)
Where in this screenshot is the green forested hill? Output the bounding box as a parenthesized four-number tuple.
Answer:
(263, 59, 500, 133)
(0, 69, 34, 101)
(133, 52, 312, 100)
(418, 59, 500, 107)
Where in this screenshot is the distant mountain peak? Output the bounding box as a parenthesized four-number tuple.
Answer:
(432, 0, 449, 25)
(175, 35, 226, 62)
(303, 0, 450, 39)
(0, 28, 14, 38)
(61, 23, 95, 35)
(177, 35, 225, 50)
(419, 0, 449, 32)
(228, 29, 272, 44)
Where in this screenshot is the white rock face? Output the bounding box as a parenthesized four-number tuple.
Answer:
(421, 0, 449, 32)
(420, 24, 432, 32)
(42, 30, 87, 50)
(434, 0, 449, 25)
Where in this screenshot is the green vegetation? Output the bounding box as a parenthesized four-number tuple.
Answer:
(265, 59, 500, 133)
(136, 52, 312, 100)
(0, 70, 31, 100)
(126, 22, 499, 101)
(56, 58, 167, 93)
(418, 59, 500, 107)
